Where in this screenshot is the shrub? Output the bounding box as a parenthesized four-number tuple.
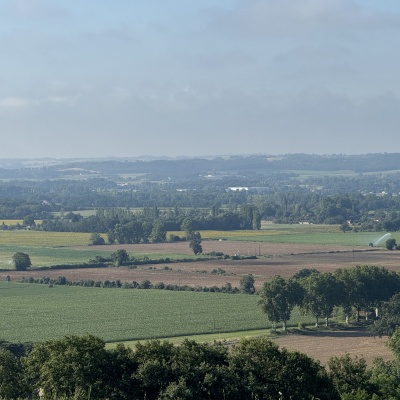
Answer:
(90, 233, 105, 245)
(12, 252, 31, 271)
(386, 238, 397, 250)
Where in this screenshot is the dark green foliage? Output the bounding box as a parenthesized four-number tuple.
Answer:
(386, 238, 397, 250)
(18, 275, 240, 293)
(182, 218, 203, 254)
(12, 252, 31, 270)
(107, 230, 115, 244)
(340, 221, 352, 233)
(11, 328, 400, 399)
(301, 272, 343, 326)
(328, 354, 375, 397)
(292, 268, 320, 280)
(259, 276, 303, 331)
(0, 348, 26, 398)
(22, 214, 36, 227)
(150, 220, 167, 242)
(239, 274, 255, 294)
(371, 293, 400, 337)
(110, 249, 129, 266)
(181, 218, 196, 235)
(189, 231, 203, 255)
(387, 327, 400, 358)
(114, 220, 143, 244)
(90, 232, 105, 245)
(133, 339, 235, 400)
(23, 335, 111, 399)
(229, 337, 339, 400)
(0, 340, 32, 359)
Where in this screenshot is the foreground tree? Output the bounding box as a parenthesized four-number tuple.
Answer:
(134, 339, 235, 400)
(328, 353, 375, 398)
(23, 335, 111, 399)
(12, 252, 31, 271)
(0, 348, 26, 399)
(259, 276, 303, 331)
(369, 327, 400, 398)
(229, 337, 339, 399)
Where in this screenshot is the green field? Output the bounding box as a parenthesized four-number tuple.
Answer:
(0, 231, 201, 268)
(0, 246, 200, 269)
(171, 225, 398, 247)
(0, 230, 92, 246)
(209, 231, 395, 246)
(0, 282, 314, 343)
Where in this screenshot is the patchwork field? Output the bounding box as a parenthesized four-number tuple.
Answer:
(0, 225, 398, 364)
(4, 242, 399, 291)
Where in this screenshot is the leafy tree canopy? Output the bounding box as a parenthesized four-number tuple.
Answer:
(12, 252, 31, 271)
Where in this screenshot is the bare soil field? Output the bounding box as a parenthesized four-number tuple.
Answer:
(272, 329, 392, 366)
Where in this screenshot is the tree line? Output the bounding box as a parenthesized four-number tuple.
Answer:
(7, 189, 400, 232)
(35, 206, 260, 236)
(259, 266, 400, 330)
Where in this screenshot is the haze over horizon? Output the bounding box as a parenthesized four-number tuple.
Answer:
(1, 0, 400, 159)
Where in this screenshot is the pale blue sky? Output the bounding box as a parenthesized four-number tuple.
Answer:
(1, 0, 400, 158)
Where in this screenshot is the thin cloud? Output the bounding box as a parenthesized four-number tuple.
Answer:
(8, 0, 69, 20)
(0, 97, 31, 108)
(209, 0, 400, 39)
(188, 49, 254, 69)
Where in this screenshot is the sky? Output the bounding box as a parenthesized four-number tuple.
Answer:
(1, 0, 400, 158)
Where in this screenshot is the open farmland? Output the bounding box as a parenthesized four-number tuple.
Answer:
(0, 226, 398, 365)
(2, 225, 400, 289)
(5, 245, 400, 290)
(0, 282, 391, 367)
(0, 282, 315, 343)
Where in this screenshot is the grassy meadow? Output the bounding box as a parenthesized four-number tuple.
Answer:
(171, 225, 398, 247)
(0, 282, 314, 343)
(0, 231, 199, 268)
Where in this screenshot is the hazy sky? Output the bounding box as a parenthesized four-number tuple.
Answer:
(1, 0, 400, 158)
